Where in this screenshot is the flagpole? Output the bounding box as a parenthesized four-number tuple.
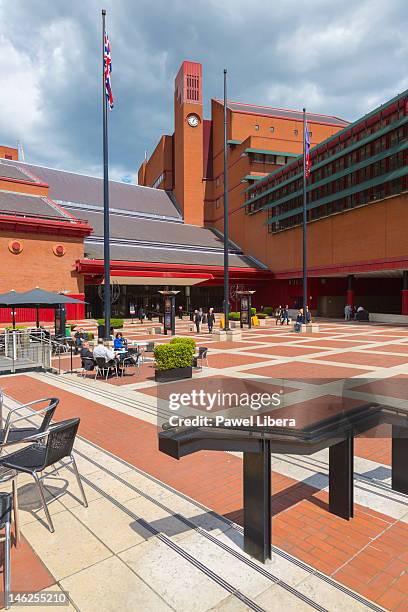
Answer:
(223, 68, 230, 332)
(102, 9, 111, 340)
(302, 107, 308, 325)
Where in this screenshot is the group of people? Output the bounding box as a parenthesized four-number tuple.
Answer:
(193, 308, 216, 333)
(274, 305, 290, 325)
(79, 332, 137, 373)
(296, 307, 312, 324)
(344, 304, 369, 321)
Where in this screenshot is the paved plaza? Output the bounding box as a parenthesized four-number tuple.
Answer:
(0, 318, 407, 611)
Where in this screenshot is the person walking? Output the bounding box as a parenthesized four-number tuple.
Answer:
(344, 304, 351, 321)
(281, 305, 290, 325)
(138, 306, 145, 324)
(275, 306, 282, 326)
(207, 308, 215, 333)
(194, 309, 202, 333)
(178, 305, 183, 320)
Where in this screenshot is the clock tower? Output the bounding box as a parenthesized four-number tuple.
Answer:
(173, 61, 204, 226)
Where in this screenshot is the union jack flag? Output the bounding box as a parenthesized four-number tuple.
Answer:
(305, 120, 311, 178)
(104, 32, 113, 110)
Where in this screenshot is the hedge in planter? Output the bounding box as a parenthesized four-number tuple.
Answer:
(262, 307, 274, 316)
(96, 318, 124, 329)
(170, 337, 196, 350)
(228, 312, 240, 321)
(154, 341, 195, 382)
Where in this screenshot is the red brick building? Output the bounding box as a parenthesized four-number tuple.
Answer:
(2, 60, 407, 321)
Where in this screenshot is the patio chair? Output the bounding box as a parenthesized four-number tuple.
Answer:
(146, 341, 155, 353)
(121, 351, 141, 376)
(0, 492, 12, 609)
(80, 357, 95, 378)
(0, 397, 59, 545)
(194, 347, 209, 369)
(94, 357, 118, 380)
(0, 398, 59, 450)
(0, 418, 88, 533)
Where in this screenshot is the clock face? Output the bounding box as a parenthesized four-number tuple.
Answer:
(187, 113, 199, 127)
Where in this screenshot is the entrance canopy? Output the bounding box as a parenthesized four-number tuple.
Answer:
(105, 272, 214, 286)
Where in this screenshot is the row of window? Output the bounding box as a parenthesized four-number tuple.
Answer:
(267, 176, 407, 233)
(248, 105, 407, 204)
(260, 150, 405, 220)
(249, 153, 292, 165)
(246, 123, 408, 212)
(253, 125, 311, 137)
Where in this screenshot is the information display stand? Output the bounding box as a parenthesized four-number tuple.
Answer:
(158, 290, 179, 335)
(237, 290, 255, 329)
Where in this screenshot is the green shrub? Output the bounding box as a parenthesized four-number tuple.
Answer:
(228, 312, 240, 320)
(257, 313, 267, 319)
(251, 307, 256, 316)
(96, 318, 124, 329)
(5, 325, 27, 330)
(86, 332, 94, 340)
(170, 337, 196, 350)
(262, 307, 274, 316)
(154, 342, 195, 371)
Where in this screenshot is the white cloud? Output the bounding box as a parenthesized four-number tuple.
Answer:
(0, 34, 44, 144)
(0, 0, 407, 178)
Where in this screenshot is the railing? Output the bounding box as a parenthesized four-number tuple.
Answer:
(1, 329, 52, 374)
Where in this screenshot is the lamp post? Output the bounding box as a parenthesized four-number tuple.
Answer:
(223, 68, 230, 331)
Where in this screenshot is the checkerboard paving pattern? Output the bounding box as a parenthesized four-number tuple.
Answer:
(1, 318, 408, 610)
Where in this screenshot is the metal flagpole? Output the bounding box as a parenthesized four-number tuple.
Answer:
(302, 108, 308, 325)
(223, 68, 230, 332)
(102, 9, 111, 339)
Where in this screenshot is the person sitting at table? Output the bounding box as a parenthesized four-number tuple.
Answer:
(80, 341, 94, 371)
(74, 328, 86, 354)
(93, 339, 116, 363)
(114, 332, 127, 350)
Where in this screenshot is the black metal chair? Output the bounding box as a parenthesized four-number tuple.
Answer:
(146, 341, 155, 353)
(0, 492, 12, 609)
(0, 398, 59, 449)
(0, 418, 88, 533)
(121, 351, 141, 376)
(80, 357, 95, 378)
(94, 357, 118, 380)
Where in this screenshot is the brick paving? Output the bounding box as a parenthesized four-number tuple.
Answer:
(1, 318, 408, 609)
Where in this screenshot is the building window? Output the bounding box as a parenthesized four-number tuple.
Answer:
(151, 172, 165, 189)
(270, 126, 274, 133)
(309, 132, 312, 138)
(255, 124, 260, 131)
(293, 129, 298, 136)
(5, 155, 12, 160)
(276, 155, 286, 165)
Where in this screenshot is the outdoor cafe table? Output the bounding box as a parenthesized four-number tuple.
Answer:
(127, 340, 148, 351)
(159, 402, 408, 562)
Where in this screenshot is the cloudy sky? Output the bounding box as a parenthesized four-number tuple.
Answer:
(0, 0, 407, 183)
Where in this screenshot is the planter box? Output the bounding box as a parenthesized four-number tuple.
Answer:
(226, 329, 242, 342)
(258, 319, 266, 326)
(155, 366, 192, 383)
(213, 330, 227, 341)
